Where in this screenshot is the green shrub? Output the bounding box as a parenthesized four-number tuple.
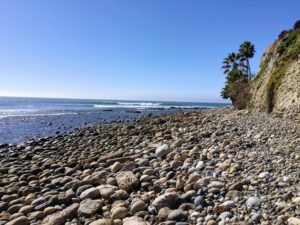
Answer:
(277, 30, 298, 55)
(228, 79, 252, 110)
(278, 30, 289, 39)
(294, 20, 300, 30)
(222, 78, 251, 110)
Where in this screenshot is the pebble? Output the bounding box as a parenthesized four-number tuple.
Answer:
(111, 207, 128, 220)
(149, 192, 179, 213)
(116, 171, 139, 192)
(0, 108, 299, 224)
(168, 209, 188, 221)
(194, 196, 206, 207)
(288, 217, 300, 225)
(79, 187, 100, 200)
(6, 216, 29, 225)
(251, 213, 262, 223)
(155, 144, 169, 157)
(97, 185, 118, 198)
(218, 211, 232, 220)
(246, 197, 261, 209)
(111, 162, 123, 173)
(293, 197, 300, 204)
(89, 219, 112, 225)
(123, 216, 148, 225)
(78, 199, 101, 217)
(158, 207, 171, 221)
(207, 220, 217, 225)
(130, 200, 146, 213)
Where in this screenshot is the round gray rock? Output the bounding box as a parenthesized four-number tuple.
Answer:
(168, 209, 188, 221)
(246, 197, 261, 209)
(155, 144, 169, 157)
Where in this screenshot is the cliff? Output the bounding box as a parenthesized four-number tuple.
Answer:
(250, 26, 300, 120)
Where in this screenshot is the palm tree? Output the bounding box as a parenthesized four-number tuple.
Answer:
(239, 41, 255, 80)
(222, 52, 240, 75)
(221, 52, 245, 100)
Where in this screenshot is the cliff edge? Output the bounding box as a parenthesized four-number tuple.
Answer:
(250, 23, 300, 120)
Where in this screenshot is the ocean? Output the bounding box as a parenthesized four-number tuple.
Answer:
(0, 97, 229, 144)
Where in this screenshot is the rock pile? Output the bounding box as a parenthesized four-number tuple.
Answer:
(1, 107, 300, 224)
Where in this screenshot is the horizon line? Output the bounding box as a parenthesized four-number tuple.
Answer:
(0, 95, 230, 104)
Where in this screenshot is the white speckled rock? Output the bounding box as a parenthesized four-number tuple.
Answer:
(155, 144, 169, 157)
(116, 171, 139, 192)
(123, 216, 149, 225)
(246, 197, 261, 209)
(288, 217, 300, 225)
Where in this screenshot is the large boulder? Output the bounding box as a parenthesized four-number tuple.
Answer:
(78, 199, 101, 217)
(116, 171, 139, 192)
(148, 192, 179, 213)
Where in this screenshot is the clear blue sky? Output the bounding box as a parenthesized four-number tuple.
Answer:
(0, 0, 299, 102)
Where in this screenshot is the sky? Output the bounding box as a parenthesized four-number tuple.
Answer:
(0, 0, 299, 103)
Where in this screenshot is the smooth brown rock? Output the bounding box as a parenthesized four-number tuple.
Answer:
(97, 185, 118, 198)
(28, 211, 45, 220)
(111, 207, 128, 220)
(41, 212, 66, 225)
(6, 216, 29, 225)
(111, 162, 123, 173)
(158, 207, 171, 222)
(90, 219, 112, 225)
(42, 203, 79, 225)
(130, 200, 146, 213)
(18, 205, 33, 215)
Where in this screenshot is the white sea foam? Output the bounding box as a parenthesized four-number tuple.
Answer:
(93, 102, 160, 109)
(117, 102, 162, 106)
(93, 102, 208, 109)
(0, 112, 78, 119)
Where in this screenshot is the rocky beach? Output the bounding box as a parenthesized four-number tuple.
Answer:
(1, 107, 300, 225)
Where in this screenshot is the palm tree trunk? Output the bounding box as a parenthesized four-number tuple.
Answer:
(247, 58, 250, 80)
(248, 59, 251, 80)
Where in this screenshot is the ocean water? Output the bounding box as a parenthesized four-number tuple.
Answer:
(0, 97, 228, 144)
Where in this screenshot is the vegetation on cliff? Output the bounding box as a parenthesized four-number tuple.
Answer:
(221, 41, 255, 109)
(262, 21, 300, 112)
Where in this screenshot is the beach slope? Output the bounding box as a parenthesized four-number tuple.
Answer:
(0, 108, 300, 224)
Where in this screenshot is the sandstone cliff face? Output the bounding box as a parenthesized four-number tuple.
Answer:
(250, 29, 300, 120)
